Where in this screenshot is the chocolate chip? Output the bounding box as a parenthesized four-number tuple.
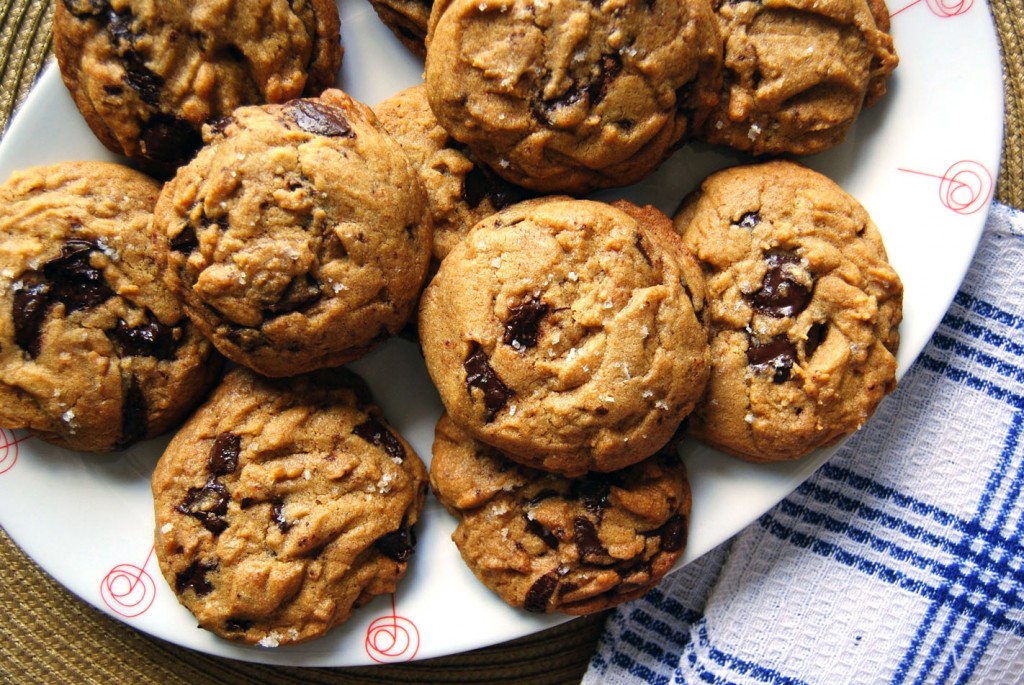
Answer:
(140, 114, 203, 168)
(375, 521, 416, 562)
(653, 514, 687, 552)
(112, 317, 178, 359)
(573, 517, 605, 559)
(43, 240, 113, 312)
(747, 335, 797, 383)
(732, 212, 761, 229)
(265, 276, 322, 316)
(271, 500, 292, 533)
(352, 417, 406, 463)
(524, 514, 560, 549)
(804, 321, 828, 359)
(175, 559, 217, 596)
(208, 432, 241, 476)
(177, 478, 230, 534)
(573, 476, 612, 519)
(170, 222, 199, 253)
(224, 618, 253, 632)
(121, 50, 163, 106)
(288, 100, 354, 138)
(115, 375, 147, 449)
(503, 298, 549, 349)
(586, 54, 622, 105)
(750, 251, 811, 318)
(531, 54, 622, 126)
(524, 571, 558, 613)
(11, 278, 49, 358)
(463, 342, 514, 422)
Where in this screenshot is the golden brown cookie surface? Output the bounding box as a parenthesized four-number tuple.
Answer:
(418, 197, 709, 476)
(674, 160, 903, 461)
(430, 414, 691, 614)
(54, 0, 342, 176)
(152, 366, 428, 647)
(699, 0, 898, 155)
(155, 89, 432, 378)
(424, 0, 722, 194)
(0, 161, 221, 452)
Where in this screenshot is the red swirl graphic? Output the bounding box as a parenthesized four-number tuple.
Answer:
(898, 161, 993, 215)
(365, 594, 420, 663)
(891, 0, 974, 16)
(100, 546, 157, 618)
(0, 428, 30, 475)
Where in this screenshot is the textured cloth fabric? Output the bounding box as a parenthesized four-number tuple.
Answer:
(585, 202, 1024, 685)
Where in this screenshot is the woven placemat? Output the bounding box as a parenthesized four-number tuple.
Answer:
(1, 2, 1021, 683)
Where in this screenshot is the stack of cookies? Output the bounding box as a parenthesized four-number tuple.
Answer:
(0, 0, 904, 645)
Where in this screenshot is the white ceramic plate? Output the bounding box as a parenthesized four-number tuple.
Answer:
(0, 0, 1004, 667)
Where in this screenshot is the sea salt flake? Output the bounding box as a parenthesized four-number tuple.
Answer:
(160, 523, 173, 534)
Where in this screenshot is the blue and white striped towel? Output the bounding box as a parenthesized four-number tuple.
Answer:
(584, 202, 1024, 685)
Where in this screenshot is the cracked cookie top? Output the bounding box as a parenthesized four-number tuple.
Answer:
(155, 89, 432, 378)
(424, 0, 722, 194)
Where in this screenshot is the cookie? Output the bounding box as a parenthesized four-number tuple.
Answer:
(430, 413, 691, 614)
(418, 197, 709, 477)
(368, 0, 432, 57)
(673, 160, 903, 462)
(152, 366, 428, 647)
(698, 0, 898, 155)
(155, 89, 433, 378)
(0, 162, 221, 453)
(374, 84, 531, 263)
(53, 0, 342, 176)
(423, 0, 722, 194)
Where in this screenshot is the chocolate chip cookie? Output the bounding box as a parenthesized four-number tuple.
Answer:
(0, 161, 221, 452)
(53, 0, 343, 176)
(699, 0, 898, 155)
(374, 84, 531, 263)
(368, 0, 433, 57)
(152, 366, 428, 647)
(418, 197, 709, 477)
(430, 413, 691, 614)
(673, 160, 903, 462)
(424, 0, 722, 194)
(155, 89, 433, 378)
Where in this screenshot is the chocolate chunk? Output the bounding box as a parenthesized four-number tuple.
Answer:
(169, 222, 199, 253)
(43, 240, 113, 312)
(224, 618, 254, 632)
(463, 342, 514, 422)
(115, 375, 148, 449)
(121, 50, 163, 106)
(140, 114, 202, 166)
(208, 432, 241, 476)
(175, 559, 217, 596)
(177, 478, 230, 535)
(750, 251, 811, 318)
(732, 212, 761, 229)
(288, 100, 354, 138)
(524, 513, 560, 549)
(586, 54, 622, 105)
(271, 500, 292, 533)
(375, 521, 416, 562)
(653, 513, 687, 552)
(112, 317, 178, 359)
(503, 298, 549, 349)
(461, 164, 525, 210)
(573, 516, 605, 559)
(524, 571, 558, 613)
(574, 476, 612, 519)
(11, 279, 49, 357)
(747, 335, 797, 383)
(352, 417, 406, 463)
(804, 321, 828, 359)
(265, 276, 322, 315)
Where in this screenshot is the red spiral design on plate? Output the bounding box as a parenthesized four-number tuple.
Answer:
(891, 0, 973, 16)
(0, 428, 29, 475)
(898, 161, 993, 215)
(100, 546, 157, 618)
(365, 594, 420, 663)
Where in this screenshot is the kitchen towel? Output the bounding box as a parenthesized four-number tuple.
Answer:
(585, 201, 1024, 685)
